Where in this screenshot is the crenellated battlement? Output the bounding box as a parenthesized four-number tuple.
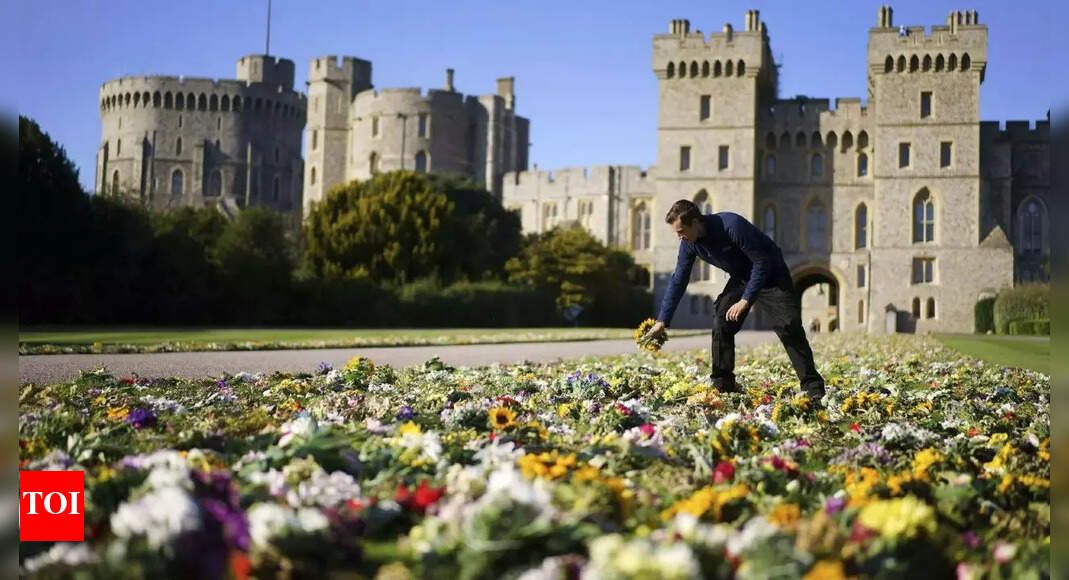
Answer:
(504, 165, 652, 194)
(653, 10, 769, 80)
(980, 120, 1050, 142)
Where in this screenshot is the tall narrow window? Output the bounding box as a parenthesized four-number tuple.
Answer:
(940, 142, 952, 167)
(920, 91, 932, 118)
(414, 151, 427, 172)
(170, 169, 182, 195)
(310, 167, 317, 186)
(857, 153, 868, 176)
(699, 95, 711, 120)
(112, 170, 120, 194)
(926, 298, 936, 319)
(207, 170, 222, 197)
(857, 264, 867, 288)
(912, 257, 934, 283)
(1020, 200, 1043, 253)
(371, 116, 379, 137)
(912, 297, 921, 317)
(855, 203, 868, 249)
(117, 139, 121, 156)
(913, 189, 934, 243)
(763, 205, 776, 241)
(632, 203, 651, 250)
(858, 300, 866, 324)
(811, 153, 823, 177)
(899, 142, 911, 168)
(369, 152, 379, 174)
(807, 199, 828, 251)
(679, 146, 690, 171)
(312, 129, 318, 150)
(543, 203, 559, 229)
(765, 154, 776, 177)
(418, 113, 428, 137)
(718, 145, 729, 170)
(175, 137, 182, 156)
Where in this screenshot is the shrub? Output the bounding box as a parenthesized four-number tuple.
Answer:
(974, 297, 995, 334)
(994, 284, 1049, 334)
(1008, 319, 1050, 336)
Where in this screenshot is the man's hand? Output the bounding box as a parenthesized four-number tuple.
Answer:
(642, 321, 667, 342)
(725, 299, 750, 322)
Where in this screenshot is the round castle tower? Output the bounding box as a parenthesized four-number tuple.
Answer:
(96, 54, 306, 213)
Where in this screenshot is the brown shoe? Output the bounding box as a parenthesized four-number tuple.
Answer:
(712, 378, 742, 394)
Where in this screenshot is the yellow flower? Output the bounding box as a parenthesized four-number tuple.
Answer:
(488, 407, 517, 430)
(342, 355, 375, 374)
(106, 406, 129, 421)
(93, 396, 106, 406)
(398, 421, 422, 436)
(911, 448, 943, 481)
(857, 496, 937, 540)
(518, 450, 577, 480)
(999, 474, 1015, 494)
(557, 403, 573, 418)
(660, 484, 749, 521)
(803, 561, 848, 580)
(768, 502, 802, 528)
(842, 467, 881, 507)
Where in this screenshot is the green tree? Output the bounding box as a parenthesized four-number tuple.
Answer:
(303, 171, 458, 285)
(140, 207, 229, 323)
(425, 173, 522, 280)
(212, 208, 294, 323)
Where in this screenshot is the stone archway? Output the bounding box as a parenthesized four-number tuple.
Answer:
(792, 264, 842, 334)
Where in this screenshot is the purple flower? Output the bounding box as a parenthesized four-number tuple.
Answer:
(396, 405, 415, 421)
(215, 380, 229, 389)
(125, 407, 157, 429)
(825, 496, 847, 514)
(962, 530, 981, 549)
(317, 361, 334, 375)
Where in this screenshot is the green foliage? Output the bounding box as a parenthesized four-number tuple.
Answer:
(303, 172, 458, 285)
(1008, 319, 1050, 336)
(974, 297, 995, 334)
(212, 208, 295, 324)
(426, 173, 523, 280)
(506, 226, 652, 323)
(396, 278, 556, 327)
(994, 284, 1049, 334)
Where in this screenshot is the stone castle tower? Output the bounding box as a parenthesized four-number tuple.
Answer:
(502, 6, 1050, 333)
(96, 55, 306, 214)
(303, 56, 529, 215)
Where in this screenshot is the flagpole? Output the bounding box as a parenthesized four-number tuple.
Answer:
(265, 0, 272, 55)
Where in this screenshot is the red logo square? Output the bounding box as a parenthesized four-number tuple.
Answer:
(19, 471, 85, 542)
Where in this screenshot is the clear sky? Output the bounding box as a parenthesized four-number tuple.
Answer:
(8, 0, 1064, 191)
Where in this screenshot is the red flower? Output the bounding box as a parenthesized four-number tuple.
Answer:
(346, 499, 365, 511)
(119, 378, 136, 384)
(397, 480, 446, 513)
(762, 394, 772, 404)
(495, 396, 520, 407)
(229, 552, 251, 580)
(638, 423, 656, 437)
(614, 403, 631, 416)
(1004, 412, 1015, 420)
(488, 432, 497, 441)
(850, 422, 861, 433)
(968, 427, 980, 437)
(713, 461, 735, 484)
(849, 522, 878, 543)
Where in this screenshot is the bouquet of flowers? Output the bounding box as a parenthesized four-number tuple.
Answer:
(634, 319, 668, 352)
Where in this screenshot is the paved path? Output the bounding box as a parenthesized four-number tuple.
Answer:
(19, 331, 778, 383)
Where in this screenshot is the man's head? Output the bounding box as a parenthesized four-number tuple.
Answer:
(665, 199, 705, 242)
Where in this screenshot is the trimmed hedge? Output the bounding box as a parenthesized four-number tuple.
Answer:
(994, 284, 1049, 334)
(974, 297, 995, 334)
(1008, 319, 1050, 336)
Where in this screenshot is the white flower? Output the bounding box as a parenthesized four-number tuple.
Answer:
(22, 542, 97, 573)
(292, 470, 362, 508)
(278, 414, 318, 447)
(726, 516, 779, 556)
(111, 485, 201, 549)
(247, 503, 291, 548)
(296, 507, 330, 533)
(715, 413, 741, 429)
(248, 469, 288, 497)
(993, 542, 1017, 564)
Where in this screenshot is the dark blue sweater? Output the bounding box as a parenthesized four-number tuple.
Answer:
(656, 212, 791, 325)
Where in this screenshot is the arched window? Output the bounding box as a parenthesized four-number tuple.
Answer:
(153, 92, 161, 107)
(142, 92, 150, 107)
(765, 132, 776, 150)
(841, 130, 853, 152)
(811, 131, 823, 148)
(415, 151, 428, 172)
(806, 199, 828, 251)
(884, 55, 894, 72)
(272, 176, 280, 201)
(310, 166, 317, 186)
(725, 60, 734, 76)
(763, 205, 776, 241)
(913, 189, 935, 243)
(779, 132, 791, 150)
(948, 54, 958, 71)
(543, 202, 559, 229)
(233, 96, 242, 111)
(175, 93, 184, 110)
(369, 152, 379, 174)
(678, 61, 687, 78)
(857, 131, 869, 150)
(737, 60, 745, 76)
(255, 98, 263, 112)
(911, 297, 921, 318)
(689, 61, 698, 77)
(855, 203, 868, 249)
(923, 54, 932, 71)
(1019, 199, 1045, 253)
(693, 191, 712, 281)
(632, 202, 651, 250)
(811, 154, 823, 177)
(795, 132, 806, 148)
(909, 55, 919, 72)
(960, 53, 971, 71)
(765, 154, 776, 177)
(207, 170, 222, 197)
(221, 95, 230, 111)
(164, 92, 173, 109)
(170, 169, 182, 195)
(714, 61, 722, 77)
(209, 95, 218, 111)
(175, 137, 182, 156)
(935, 54, 945, 71)
(857, 153, 868, 176)
(826, 131, 837, 149)
(666, 62, 675, 78)
(112, 170, 120, 194)
(198, 94, 207, 110)
(897, 55, 906, 72)
(133, 92, 141, 107)
(187, 93, 195, 111)
(701, 61, 709, 77)
(926, 298, 936, 319)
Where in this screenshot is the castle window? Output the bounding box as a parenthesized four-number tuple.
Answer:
(763, 205, 776, 241)
(198, 94, 207, 111)
(926, 298, 936, 318)
(222, 95, 230, 111)
(271, 176, 280, 200)
(896, 55, 906, 72)
(811, 153, 823, 177)
(311, 129, 318, 151)
(699, 95, 711, 120)
(254, 98, 262, 112)
(116, 139, 121, 156)
(153, 92, 161, 107)
(912, 258, 934, 284)
(913, 189, 934, 242)
(811, 131, 822, 148)
(701, 61, 709, 77)
(632, 202, 651, 250)
(737, 60, 745, 76)
(714, 61, 722, 77)
(858, 300, 866, 324)
(765, 154, 776, 177)
(689, 61, 698, 77)
(922, 54, 932, 72)
(214, 139, 220, 149)
(899, 142, 911, 168)
(178, 115, 183, 128)
(209, 95, 218, 111)
(679, 146, 690, 171)
(175, 93, 185, 110)
(826, 131, 837, 149)
(857, 264, 867, 288)
(217, 117, 221, 130)
(164, 92, 173, 109)
(718, 145, 729, 170)
(960, 53, 970, 71)
(369, 152, 379, 174)
(170, 169, 182, 195)
(112, 170, 120, 194)
(795, 132, 806, 148)
(207, 170, 222, 197)
(948, 54, 957, 71)
(233, 96, 241, 111)
(725, 60, 733, 76)
(543, 202, 559, 229)
(940, 142, 952, 167)
(372, 116, 379, 137)
(841, 131, 853, 152)
(909, 55, 919, 72)
(418, 113, 428, 137)
(920, 91, 932, 118)
(134, 93, 140, 107)
(911, 297, 921, 317)
(415, 151, 428, 172)
(1019, 199, 1044, 254)
(779, 132, 790, 150)
(310, 166, 316, 186)
(935, 54, 945, 71)
(858, 153, 868, 176)
(857, 131, 868, 149)
(855, 203, 868, 249)
(765, 132, 776, 150)
(142, 92, 150, 107)
(666, 62, 675, 78)
(806, 199, 828, 251)
(884, 56, 894, 73)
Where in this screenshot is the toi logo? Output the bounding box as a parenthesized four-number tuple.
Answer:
(20, 471, 85, 541)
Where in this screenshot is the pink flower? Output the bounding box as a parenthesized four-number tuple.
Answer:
(850, 423, 861, 433)
(713, 461, 735, 484)
(638, 423, 656, 437)
(992, 542, 1016, 564)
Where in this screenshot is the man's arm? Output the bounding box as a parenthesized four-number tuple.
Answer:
(656, 242, 696, 326)
(725, 216, 774, 303)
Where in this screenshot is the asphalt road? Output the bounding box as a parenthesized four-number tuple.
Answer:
(19, 331, 778, 384)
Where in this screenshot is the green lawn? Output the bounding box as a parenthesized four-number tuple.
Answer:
(19, 326, 706, 355)
(936, 333, 1049, 373)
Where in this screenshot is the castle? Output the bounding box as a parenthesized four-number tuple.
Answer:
(500, 7, 1050, 333)
(95, 6, 1049, 334)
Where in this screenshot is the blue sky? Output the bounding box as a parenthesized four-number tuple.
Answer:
(9, 0, 1064, 191)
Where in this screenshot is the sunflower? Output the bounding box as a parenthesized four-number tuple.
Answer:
(488, 406, 517, 430)
(634, 318, 668, 352)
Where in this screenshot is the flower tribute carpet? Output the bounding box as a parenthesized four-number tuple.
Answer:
(19, 334, 1050, 578)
